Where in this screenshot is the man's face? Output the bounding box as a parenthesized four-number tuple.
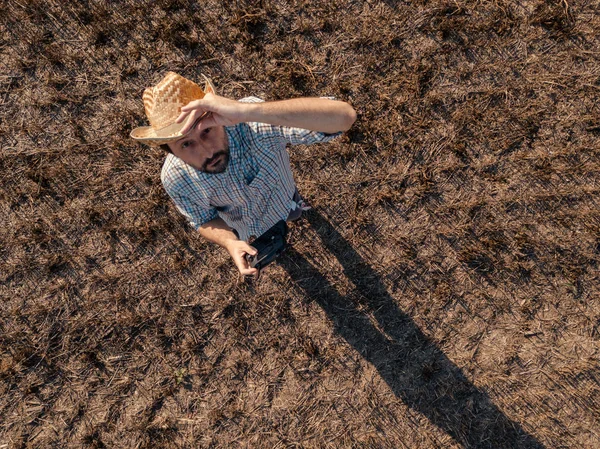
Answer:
(168, 121, 230, 173)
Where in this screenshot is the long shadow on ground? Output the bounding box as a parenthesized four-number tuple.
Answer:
(279, 211, 544, 449)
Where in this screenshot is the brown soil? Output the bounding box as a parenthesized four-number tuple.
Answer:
(1, 0, 599, 448)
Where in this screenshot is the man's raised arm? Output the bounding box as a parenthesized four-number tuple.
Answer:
(177, 94, 357, 135)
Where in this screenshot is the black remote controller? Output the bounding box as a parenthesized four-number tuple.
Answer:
(245, 220, 288, 270)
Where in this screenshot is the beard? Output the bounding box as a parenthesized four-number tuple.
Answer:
(201, 147, 230, 174)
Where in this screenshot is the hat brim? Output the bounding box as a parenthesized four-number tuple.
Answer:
(130, 112, 210, 146)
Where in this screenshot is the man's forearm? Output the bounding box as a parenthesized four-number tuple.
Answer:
(241, 97, 356, 134)
(178, 94, 356, 135)
(198, 218, 259, 276)
(198, 217, 238, 249)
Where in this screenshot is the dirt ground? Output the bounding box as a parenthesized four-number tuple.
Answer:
(1, 0, 599, 447)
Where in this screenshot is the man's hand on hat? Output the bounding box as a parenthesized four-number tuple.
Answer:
(176, 94, 247, 135)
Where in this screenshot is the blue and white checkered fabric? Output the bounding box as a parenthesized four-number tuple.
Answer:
(161, 96, 341, 241)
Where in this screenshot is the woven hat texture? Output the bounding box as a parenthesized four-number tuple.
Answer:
(130, 72, 215, 145)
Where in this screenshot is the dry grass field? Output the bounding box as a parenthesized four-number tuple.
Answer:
(1, 0, 600, 447)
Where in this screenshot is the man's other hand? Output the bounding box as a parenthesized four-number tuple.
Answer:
(225, 239, 259, 277)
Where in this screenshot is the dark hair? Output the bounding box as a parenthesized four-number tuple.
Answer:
(159, 144, 172, 154)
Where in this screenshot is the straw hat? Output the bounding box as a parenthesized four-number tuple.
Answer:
(130, 72, 216, 146)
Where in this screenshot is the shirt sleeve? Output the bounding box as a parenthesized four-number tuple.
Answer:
(238, 96, 343, 146)
(161, 164, 218, 230)
(167, 188, 219, 230)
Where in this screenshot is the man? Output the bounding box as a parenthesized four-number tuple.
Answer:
(131, 72, 356, 277)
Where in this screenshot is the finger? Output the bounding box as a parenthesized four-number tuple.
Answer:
(175, 109, 190, 124)
(180, 113, 200, 135)
(176, 101, 204, 125)
(180, 99, 203, 113)
(240, 267, 259, 277)
(234, 252, 253, 272)
(245, 245, 258, 256)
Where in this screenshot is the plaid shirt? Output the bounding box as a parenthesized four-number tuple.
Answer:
(161, 96, 341, 241)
